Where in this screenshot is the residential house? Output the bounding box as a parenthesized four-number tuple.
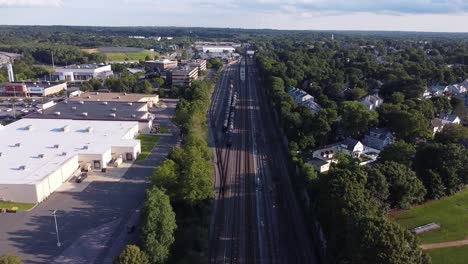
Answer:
(431, 114, 461, 134)
(308, 158, 331, 173)
(311, 138, 365, 172)
(431, 85, 448, 97)
(359, 94, 383, 110)
(363, 128, 394, 151)
(287, 87, 322, 114)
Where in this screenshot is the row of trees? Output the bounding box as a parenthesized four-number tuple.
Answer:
(119, 80, 214, 264)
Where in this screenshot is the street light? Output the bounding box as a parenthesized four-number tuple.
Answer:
(52, 210, 61, 247)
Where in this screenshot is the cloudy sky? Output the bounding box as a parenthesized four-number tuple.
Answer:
(0, 0, 468, 32)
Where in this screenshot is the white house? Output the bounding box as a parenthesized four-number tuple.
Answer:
(431, 114, 461, 134)
(359, 94, 383, 110)
(287, 87, 322, 114)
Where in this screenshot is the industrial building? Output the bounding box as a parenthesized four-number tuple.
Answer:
(194, 41, 240, 53)
(0, 119, 141, 203)
(70, 92, 159, 108)
(166, 66, 199, 87)
(52, 64, 114, 82)
(145, 59, 178, 72)
(0, 82, 67, 97)
(25, 100, 154, 133)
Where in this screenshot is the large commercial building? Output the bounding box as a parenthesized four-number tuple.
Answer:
(194, 41, 241, 53)
(180, 59, 207, 73)
(145, 59, 178, 72)
(0, 119, 141, 203)
(52, 64, 114, 82)
(70, 92, 159, 108)
(0, 82, 67, 97)
(25, 100, 154, 133)
(167, 66, 199, 87)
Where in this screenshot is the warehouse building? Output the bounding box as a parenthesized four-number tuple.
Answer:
(0, 119, 141, 203)
(52, 64, 114, 82)
(25, 100, 154, 133)
(70, 92, 159, 108)
(0, 82, 67, 97)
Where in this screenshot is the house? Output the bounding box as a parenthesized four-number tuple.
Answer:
(363, 128, 394, 151)
(308, 158, 331, 173)
(422, 89, 432, 99)
(287, 87, 322, 114)
(311, 138, 365, 172)
(431, 85, 449, 97)
(431, 114, 461, 134)
(359, 94, 383, 110)
(447, 84, 467, 94)
(339, 138, 365, 158)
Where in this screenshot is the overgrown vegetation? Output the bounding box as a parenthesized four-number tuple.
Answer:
(136, 80, 214, 263)
(135, 135, 160, 162)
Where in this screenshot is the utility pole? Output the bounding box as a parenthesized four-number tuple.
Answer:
(52, 210, 62, 247)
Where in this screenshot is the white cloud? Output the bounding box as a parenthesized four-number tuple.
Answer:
(0, 0, 62, 7)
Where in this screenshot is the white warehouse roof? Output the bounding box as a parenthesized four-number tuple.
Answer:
(0, 119, 139, 185)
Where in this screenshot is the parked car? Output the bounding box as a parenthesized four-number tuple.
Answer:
(75, 172, 88, 183)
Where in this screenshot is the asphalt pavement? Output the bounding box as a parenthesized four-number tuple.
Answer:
(0, 99, 179, 264)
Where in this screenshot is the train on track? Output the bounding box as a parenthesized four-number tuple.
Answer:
(240, 57, 246, 82)
(223, 78, 237, 147)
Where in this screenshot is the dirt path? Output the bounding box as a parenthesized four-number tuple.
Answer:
(421, 239, 468, 250)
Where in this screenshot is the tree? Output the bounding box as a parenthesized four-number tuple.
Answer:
(365, 167, 390, 205)
(141, 187, 177, 264)
(375, 162, 426, 209)
(435, 124, 468, 144)
(0, 254, 21, 264)
(340, 101, 378, 137)
(150, 159, 179, 198)
(114, 245, 149, 264)
(142, 80, 153, 94)
(347, 216, 431, 264)
(378, 140, 416, 167)
(414, 143, 468, 196)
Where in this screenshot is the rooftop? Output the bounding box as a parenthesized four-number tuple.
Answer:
(0, 119, 139, 185)
(25, 100, 149, 121)
(70, 92, 158, 103)
(56, 64, 108, 70)
(4, 82, 66, 89)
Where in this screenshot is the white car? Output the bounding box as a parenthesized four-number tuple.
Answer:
(5, 108, 12, 112)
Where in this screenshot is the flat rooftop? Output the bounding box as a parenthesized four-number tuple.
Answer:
(25, 100, 149, 121)
(0, 119, 139, 185)
(71, 92, 158, 103)
(2, 82, 66, 89)
(56, 64, 108, 70)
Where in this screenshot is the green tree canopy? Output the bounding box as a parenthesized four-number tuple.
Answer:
(340, 101, 378, 137)
(141, 187, 177, 264)
(114, 245, 149, 264)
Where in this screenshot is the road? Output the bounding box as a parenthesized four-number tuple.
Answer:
(208, 59, 318, 263)
(0, 99, 179, 264)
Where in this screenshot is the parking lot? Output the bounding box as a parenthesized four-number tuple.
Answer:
(0, 98, 179, 264)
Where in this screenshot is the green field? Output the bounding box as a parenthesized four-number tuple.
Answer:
(428, 246, 468, 264)
(393, 189, 468, 244)
(136, 134, 160, 161)
(0, 201, 36, 211)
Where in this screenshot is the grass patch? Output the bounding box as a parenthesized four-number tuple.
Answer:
(427, 246, 468, 264)
(0, 201, 36, 211)
(393, 189, 468, 244)
(159, 126, 171, 133)
(105, 50, 158, 61)
(34, 64, 54, 72)
(136, 134, 160, 161)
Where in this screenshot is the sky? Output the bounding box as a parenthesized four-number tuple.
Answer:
(1, 0, 468, 32)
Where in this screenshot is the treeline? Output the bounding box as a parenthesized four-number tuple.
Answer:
(120, 80, 214, 264)
(0, 44, 106, 66)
